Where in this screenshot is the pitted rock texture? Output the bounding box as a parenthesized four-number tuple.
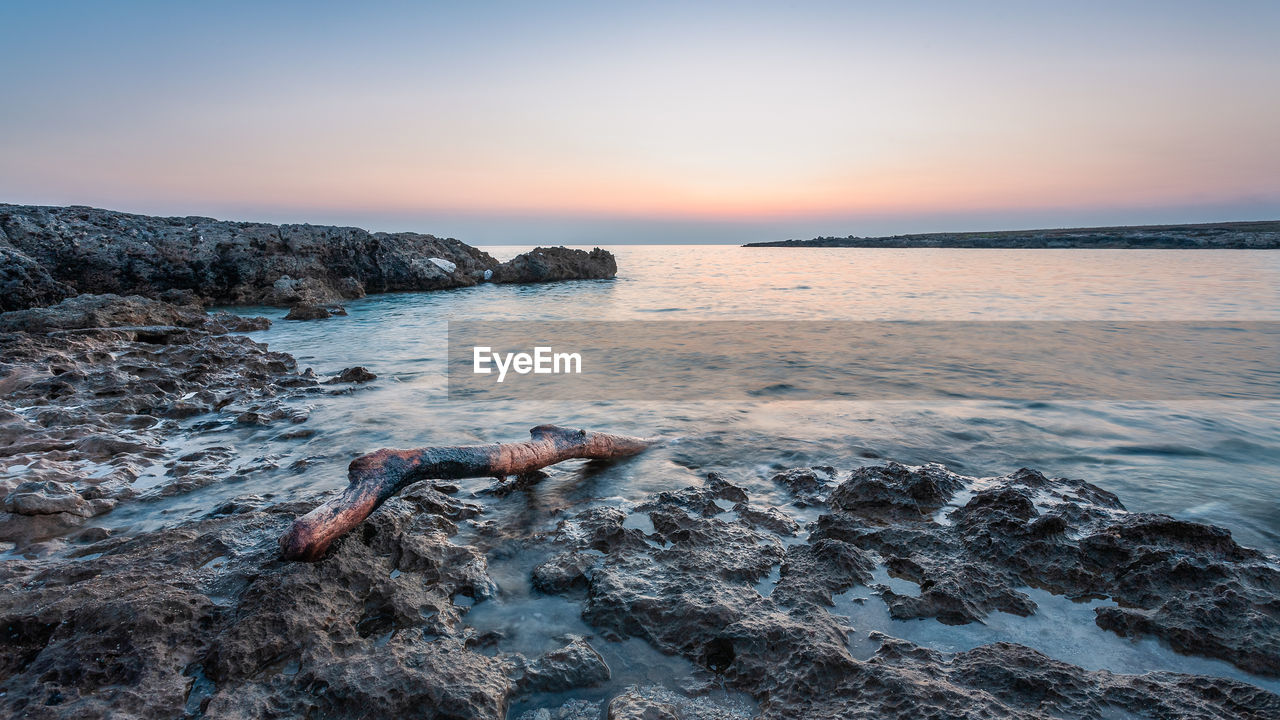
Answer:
(0, 295, 315, 549)
(532, 467, 1279, 718)
(0, 482, 616, 719)
(823, 464, 1280, 676)
(0, 204, 618, 310)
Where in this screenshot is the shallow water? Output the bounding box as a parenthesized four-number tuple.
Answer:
(78, 246, 1280, 710)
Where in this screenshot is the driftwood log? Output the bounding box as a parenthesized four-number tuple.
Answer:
(279, 424, 655, 561)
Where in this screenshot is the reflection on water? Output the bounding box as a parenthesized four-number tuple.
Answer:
(64, 246, 1280, 710)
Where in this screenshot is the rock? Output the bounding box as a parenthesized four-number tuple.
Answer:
(532, 551, 598, 593)
(0, 485, 515, 719)
(519, 638, 610, 692)
(818, 464, 1280, 674)
(492, 247, 617, 283)
(530, 467, 1280, 719)
(3, 480, 87, 516)
(0, 243, 74, 312)
(0, 293, 207, 333)
(326, 366, 377, 384)
(608, 690, 680, 720)
(203, 311, 270, 334)
(428, 257, 457, 273)
(0, 295, 317, 550)
(0, 204, 619, 311)
(284, 304, 333, 320)
(604, 685, 754, 720)
(770, 466, 836, 506)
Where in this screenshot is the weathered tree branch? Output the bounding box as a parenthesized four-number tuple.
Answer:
(279, 425, 655, 561)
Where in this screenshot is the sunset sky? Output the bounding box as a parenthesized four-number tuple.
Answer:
(2, 1, 1278, 243)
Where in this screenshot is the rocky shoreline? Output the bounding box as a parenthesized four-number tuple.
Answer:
(0, 204, 617, 312)
(2, 302, 1278, 719)
(2, 209, 1279, 719)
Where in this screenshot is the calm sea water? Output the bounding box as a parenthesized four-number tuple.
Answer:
(184, 246, 1280, 545)
(108, 246, 1280, 704)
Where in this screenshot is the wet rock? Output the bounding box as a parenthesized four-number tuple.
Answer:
(518, 638, 610, 693)
(828, 462, 966, 522)
(0, 293, 206, 333)
(606, 685, 755, 720)
(284, 303, 342, 320)
(818, 464, 1280, 675)
(326, 366, 377, 384)
(528, 467, 1280, 719)
(533, 551, 599, 593)
(3, 480, 88, 516)
(0, 484, 515, 719)
(493, 247, 617, 283)
(0, 295, 317, 549)
(608, 690, 680, 720)
(770, 466, 836, 506)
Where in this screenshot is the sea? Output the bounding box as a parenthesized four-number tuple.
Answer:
(105, 245, 1280, 709)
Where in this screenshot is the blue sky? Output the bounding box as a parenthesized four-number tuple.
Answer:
(2, 1, 1277, 243)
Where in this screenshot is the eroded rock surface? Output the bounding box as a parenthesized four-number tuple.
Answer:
(0, 484, 551, 719)
(529, 465, 1280, 718)
(0, 295, 316, 549)
(0, 204, 618, 310)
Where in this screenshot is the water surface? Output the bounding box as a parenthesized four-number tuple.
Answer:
(105, 246, 1280, 707)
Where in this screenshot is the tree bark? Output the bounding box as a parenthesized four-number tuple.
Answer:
(279, 425, 655, 561)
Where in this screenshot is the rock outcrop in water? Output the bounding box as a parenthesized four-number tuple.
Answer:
(491, 247, 619, 283)
(0, 204, 618, 311)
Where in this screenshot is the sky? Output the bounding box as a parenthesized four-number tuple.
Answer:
(1, 1, 1278, 244)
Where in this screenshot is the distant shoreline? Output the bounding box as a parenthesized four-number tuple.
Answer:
(743, 220, 1280, 249)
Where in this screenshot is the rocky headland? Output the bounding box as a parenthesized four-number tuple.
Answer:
(744, 220, 1280, 249)
(0, 204, 617, 312)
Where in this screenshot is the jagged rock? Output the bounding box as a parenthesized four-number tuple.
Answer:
(0, 487, 514, 719)
(0, 295, 314, 549)
(0, 243, 73, 312)
(284, 303, 333, 320)
(528, 467, 1280, 719)
(532, 551, 598, 593)
(770, 466, 836, 506)
(518, 638, 610, 693)
(0, 293, 207, 333)
(0, 204, 618, 310)
(817, 464, 1280, 674)
(326, 366, 377, 384)
(493, 247, 617, 283)
(3, 480, 87, 516)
